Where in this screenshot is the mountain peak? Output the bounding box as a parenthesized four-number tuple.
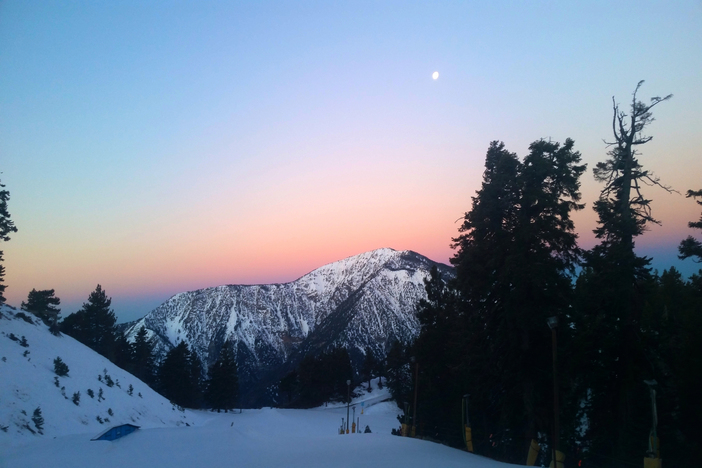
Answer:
(126, 248, 453, 406)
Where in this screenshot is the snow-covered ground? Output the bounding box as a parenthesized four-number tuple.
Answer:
(3, 398, 519, 468)
(1, 305, 518, 467)
(0, 305, 198, 441)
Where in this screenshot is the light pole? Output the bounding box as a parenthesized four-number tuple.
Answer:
(410, 356, 419, 437)
(547, 316, 561, 468)
(644, 379, 659, 461)
(346, 379, 351, 434)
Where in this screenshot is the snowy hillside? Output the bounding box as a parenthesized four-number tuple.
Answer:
(0, 305, 200, 442)
(124, 248, 453, 405)
(2, 378, 519, 468)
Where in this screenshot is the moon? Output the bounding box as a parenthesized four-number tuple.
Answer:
(432, 71, 439, 80)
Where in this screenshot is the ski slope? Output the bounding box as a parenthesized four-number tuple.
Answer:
(3, 399, 519, 468)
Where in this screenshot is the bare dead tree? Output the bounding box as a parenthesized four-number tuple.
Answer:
(592, 80, 673, 246)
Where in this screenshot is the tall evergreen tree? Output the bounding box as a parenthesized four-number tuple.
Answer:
(446, 138, 585, 462)
(205, 340, 239, 412)
(21, 289, 61, 333)
(678, 189, 702, 262)
(0, 176, 18, 305)
(158, 341, 203, 408)
(574, 81, 672, 462)
(61, 285, 117, 357)
(131, 326, 156, 385)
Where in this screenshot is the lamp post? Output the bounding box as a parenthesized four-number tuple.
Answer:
(410, 356, 419, 437)
(346, 379, 351, 434)
(547, 316, 561, 468)
(644, 379, 659, 460)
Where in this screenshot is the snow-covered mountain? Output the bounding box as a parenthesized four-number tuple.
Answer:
(124, 248, 453, 405)
(0, 305, 200, 441)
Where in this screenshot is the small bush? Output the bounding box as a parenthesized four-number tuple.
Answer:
(23, 350, 29, 357)
(96, 416, 103, 424)
(61, 386, 67, 399)
(54, 377, 59, 388)
(2, 357, 6, 362)
(115, 379, 120, 388)
(98, 388, 104, 401)
(53, 357, 69, 376)
(97, 375, 102, 382)
(19, 336, 28, 347)
(138, 392, 142, 398)
(32, 407, 44, 434)
(87, 388, 94, 398)
(15, 312, 34, 324)
(107, 408, 113, 417)
(72, 391, 81, 406)
(128, 384, 134, 396)
(8, 333, 18, 342)
(105, 375, 114, 387)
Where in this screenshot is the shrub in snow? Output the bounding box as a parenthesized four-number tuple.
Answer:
(32, 407, 44, 434)
(54, 377, 59, 388)
(96, 416, 103, 424)
(72, 391, 80, 406)
(87, 388, 94, 398)
(8, 332, 18, 342)
(14, 312, 34, 324)
(107, 408, 113, 416)
(23, 350, 29, 357)
(128, 384, 133, 396)
(98, 388, 104, 401)
(53, 356, 69, 376)
(19, 335, 28, 347)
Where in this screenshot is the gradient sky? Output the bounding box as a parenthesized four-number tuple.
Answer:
(1, 1, 701, 323)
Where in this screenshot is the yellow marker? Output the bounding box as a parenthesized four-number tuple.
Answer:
(526, 439, 539, 466)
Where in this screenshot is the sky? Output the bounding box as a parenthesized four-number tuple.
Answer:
(1, 1, 701, 323)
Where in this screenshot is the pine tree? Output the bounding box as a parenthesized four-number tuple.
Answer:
(573, 82, 672, 462)
(53, 356, 69, 376)
(279, 370, 298, 405)
(32, 407, 44, 434)
(131, 326, 156, 385)
(158, 341, 203, 408)
(205, 340, 239, 411)
(0, 176, 18, 306)
(61, 285, 117, 358)
(678, 189, 702, 262)
(448, 138, 585, 462)
(362, 347, 377, 391)
(22, 289, 61, 333)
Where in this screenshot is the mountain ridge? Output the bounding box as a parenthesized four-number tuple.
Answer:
(123, 248, 454, 405)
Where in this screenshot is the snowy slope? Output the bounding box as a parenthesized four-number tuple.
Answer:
(124, 248, 453, 405)
(0, 305, 201, 443)
(2, 379, 520, 468)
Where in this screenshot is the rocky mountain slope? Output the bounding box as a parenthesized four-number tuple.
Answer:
(124, 248, 453, 405)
